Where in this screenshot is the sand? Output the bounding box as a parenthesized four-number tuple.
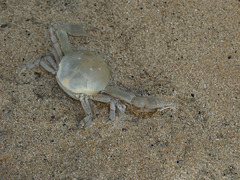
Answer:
(1, 0, 239, 179)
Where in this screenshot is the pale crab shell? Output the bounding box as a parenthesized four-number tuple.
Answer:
(56, 51, 110, 98)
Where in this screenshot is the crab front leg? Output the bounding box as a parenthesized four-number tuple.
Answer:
(104, 86, 177, 111)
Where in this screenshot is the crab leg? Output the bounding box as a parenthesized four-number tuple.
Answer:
(19, 54, 57, 75)
(104, 86, 177, 111)
(19, 59, 41, 74)
(49, 47, 60, 65)
(91, 94, 126, 120)
(56, 27, 73, 55)
(50, 26, 63, 59)
(91, 94, 116, 120)
(59, 24, 95, 38)
(80, 96, 94, 127)
(39, 56, 57, 74)
(110, 101, 116, 121)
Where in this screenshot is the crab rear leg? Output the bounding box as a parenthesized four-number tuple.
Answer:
(104, 86, 177, 111)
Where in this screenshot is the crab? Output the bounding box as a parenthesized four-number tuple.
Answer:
(21, 24, 177, 127)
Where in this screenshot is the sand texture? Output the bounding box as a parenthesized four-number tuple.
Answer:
(1, 0, 239, 179)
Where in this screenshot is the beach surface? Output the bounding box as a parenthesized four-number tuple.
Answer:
(1, 1, 239, 179)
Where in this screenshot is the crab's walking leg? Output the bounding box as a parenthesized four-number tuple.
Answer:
(92, 94, 126, 121)
(56, 27, 73, 55)
(40, 56, 57, 74)
(20, 55, 57, 75)
(110, 101, 116, 121)
(49, 47, 60, 65)
(19, 26, 61, 75)
(104, 86, 177, 111)
(19, 59, 41, 74)
(80, 96, 94, 128)
(109, 100, 126, 120)
(50, 26, 64, 59)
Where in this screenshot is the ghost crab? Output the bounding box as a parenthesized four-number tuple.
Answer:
(21, 24, 177, 127)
